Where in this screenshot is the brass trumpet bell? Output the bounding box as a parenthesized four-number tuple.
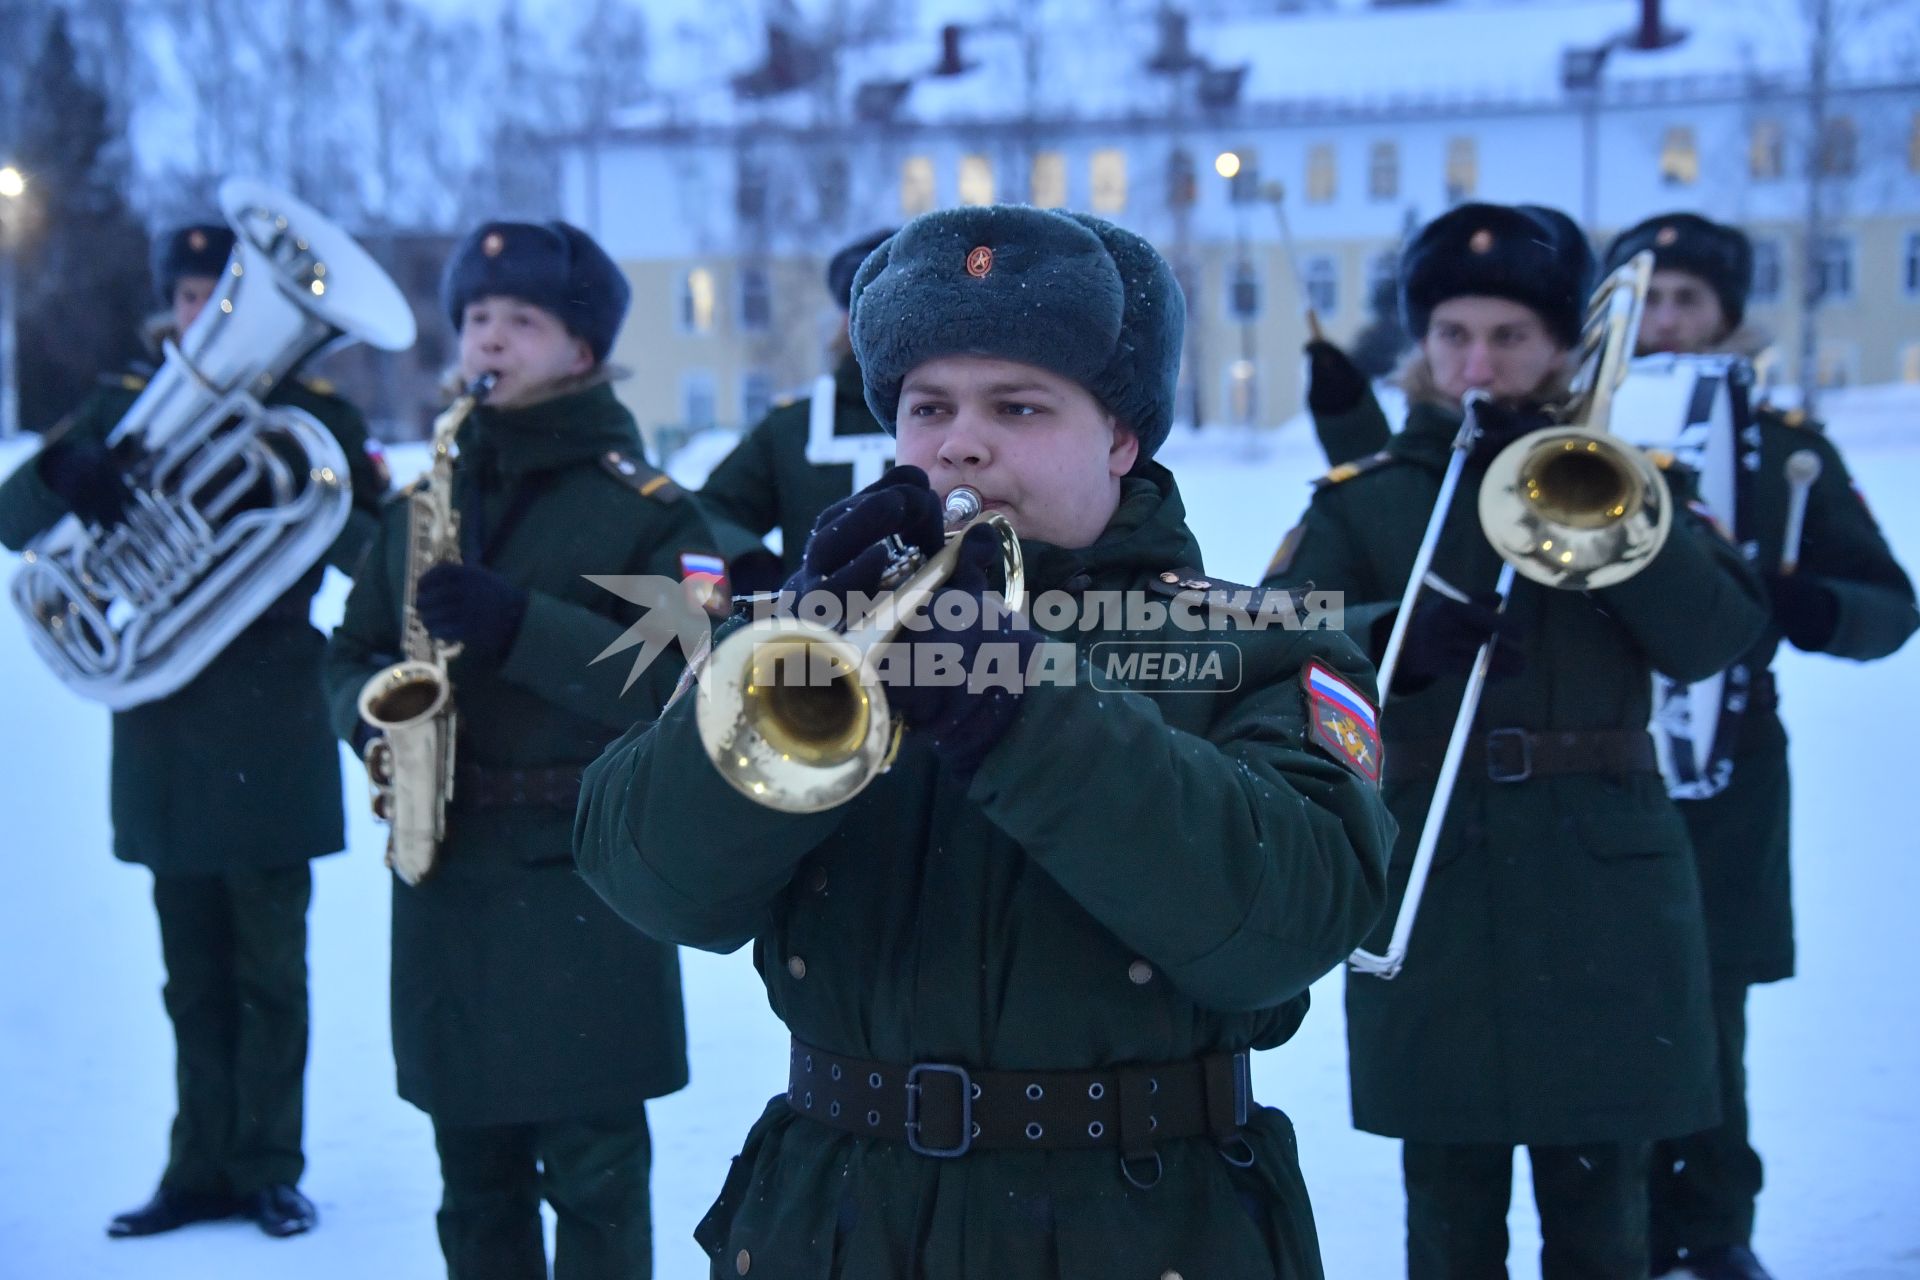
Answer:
(1477, 425, 1672, 591)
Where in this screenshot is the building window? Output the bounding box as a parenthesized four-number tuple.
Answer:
(1031, 151, 1066, 207)
(1750, 238, 1783, 304)
(737, 156, 769, 221)
(1902, 342, 1920, 385)
(1225, 147, 1261, 204)
(741, 371, 775, 426)
(1304, 256, 1338, 316)
(1167, 148, 1197, 208)
(1661, 125, 1699, 185)
(901, 155, 935, 215)
(1815, 342, 1856, 389)
(1819, 116, 1857, 177)
(1224, 360, 1258, 426)
(959, 154, 994, 206)
(1366, 251, 1398, 311)
(815, 154, 849, 224)
(1750, 120, 1784, 180)
(1904, 231, 1920, 296)
(1228, 259, 1260, 320)
(1091, 149, 1127, 214)
(1445, 137, 1477, 202)
(682, 371, 716, 429)
(1369, 141, 1398, 201)
(1814, 235, 1854, 302)
(737, 265, 771, 333)
(680, 267, 716, 335)
(1305, 144, 1337, 204)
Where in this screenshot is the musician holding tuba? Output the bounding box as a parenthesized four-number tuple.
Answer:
(0, 221, 390, 1241)
(1607, 213, 1918, 1280)
(577, 206, 1396, 1280)
(321, 220, 723, 1280)
(1264, 203, 1770, 1279)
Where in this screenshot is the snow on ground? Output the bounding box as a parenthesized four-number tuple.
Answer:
(1, 388, 1916, 1278)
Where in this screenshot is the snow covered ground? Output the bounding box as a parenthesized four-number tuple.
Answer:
(1, 388, 1916, 1279)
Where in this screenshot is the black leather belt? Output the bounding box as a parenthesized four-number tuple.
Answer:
(1384, 727, 1658, 784)
(785, 1038, 1251, 1174)
(453, 764, 582, 810)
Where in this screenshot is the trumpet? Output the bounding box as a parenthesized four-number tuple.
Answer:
(1353, 250, 1668, 980)
(696, 485, 1023, 813)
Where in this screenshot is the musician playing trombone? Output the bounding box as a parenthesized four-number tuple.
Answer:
(0, 223, 386, 1240)
(576, 205, 1396, 1279)
(1264, 203, 1769, 1280)
(1603, 213, 1918, 1280)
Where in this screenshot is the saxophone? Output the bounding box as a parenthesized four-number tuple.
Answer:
(355, 373, 495, 885)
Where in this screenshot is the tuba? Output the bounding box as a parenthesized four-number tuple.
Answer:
(355, 374, 493, 886)
(1352, 250, 1667, 980)
(696, 485, 1024, 813)
(11, 178, 417, 709)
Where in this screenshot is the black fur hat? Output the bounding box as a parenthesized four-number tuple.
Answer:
(826, 228, 896, 311)
(151, 224, 236, 306)
(1400, 202, 1596, 350)
(1604, 213, 1754, 329)
(848, 205, 1185, 460)
(441, 220, 630, 363)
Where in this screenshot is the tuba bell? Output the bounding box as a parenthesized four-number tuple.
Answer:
(696, 485, 1024, 814)
(11, 178, 417, 709)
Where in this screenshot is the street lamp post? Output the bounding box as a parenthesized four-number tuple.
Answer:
(0, 164, 24, 440)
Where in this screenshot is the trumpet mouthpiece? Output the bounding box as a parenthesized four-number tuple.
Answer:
(944, 486, 983, 525)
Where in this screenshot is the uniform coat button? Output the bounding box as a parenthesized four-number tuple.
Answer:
(1129, 960, 1154, 985)
(735, 1248, 752, 1274)
(787, 956, 807, 980)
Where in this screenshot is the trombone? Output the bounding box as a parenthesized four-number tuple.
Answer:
(696, 485, 1024, 813)
(1352, 250, 1668, 979)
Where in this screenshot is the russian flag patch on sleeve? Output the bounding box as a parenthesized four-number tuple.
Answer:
(1301, 660, 1382, 784)
(680, 552, 730, 617)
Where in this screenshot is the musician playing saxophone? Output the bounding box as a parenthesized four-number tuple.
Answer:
(1605, 213, 1917, 1280)
(1264, 203, 1768, 1279)
(0, 224, 387, 1239)
(321, 220, 722, 1280)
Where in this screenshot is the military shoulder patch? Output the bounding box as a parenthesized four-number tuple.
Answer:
(679, 551, 732, 617)
(363, 441, 392, 491)
(298, 375, 338, 397)
(600, 450, 683, 503)
(1265, 522, 1306, 580)
(1301, 660, 1381, 785)
(1311, 450, 1394, 490)
(104, 370, 149, 393)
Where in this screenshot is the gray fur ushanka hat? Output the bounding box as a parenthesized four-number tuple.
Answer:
(847, 205, 1186, 461)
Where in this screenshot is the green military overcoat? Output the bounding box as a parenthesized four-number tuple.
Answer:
(1266, 398, 1769, 1147)
(697, 355, 891, 572)
(0, 366, 386, 874)
(576, 464, 1397, 1280)
(1679, 406, 1915, 983)
(322, 380, 718, 1125)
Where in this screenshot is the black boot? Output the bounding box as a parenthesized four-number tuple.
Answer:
(1680, 1245, 1776, 1280)
(106, 1187, 245, 1238)
(248, 1183, 317, 1238)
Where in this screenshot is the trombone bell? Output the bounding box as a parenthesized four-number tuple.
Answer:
(1478, 427, 1671, 591)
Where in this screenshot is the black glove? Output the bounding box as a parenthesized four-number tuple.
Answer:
(415, 563, 529, 666)
(1394, 591, 1527, 691)
(1305, 340, 1368, 417)
(883, 525, 1037, 780)
(37, 440, 134, 528)
(727, 548, 785, 598)
(1767, 572, 1839, 652)
(1464, 401, 1552, 467)
(785, 465, 944, 605)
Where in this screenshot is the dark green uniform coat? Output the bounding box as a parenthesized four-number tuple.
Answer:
(1311, 397, 1393, 470)
(0, 367, 385, 873)
(576, 465, 1397, 1280)
(323, 381, 716, 1126)
(1680, 406, 1916, 984)
(696, 355, 891, 572)
(1266, 399, 1769, 1147)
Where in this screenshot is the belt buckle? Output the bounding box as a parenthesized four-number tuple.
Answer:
(904, 1062, 973, 1158)
(1485, 728, 1533, 783)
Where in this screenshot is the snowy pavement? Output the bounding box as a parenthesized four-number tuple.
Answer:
(0, 389, 1915, 1278)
